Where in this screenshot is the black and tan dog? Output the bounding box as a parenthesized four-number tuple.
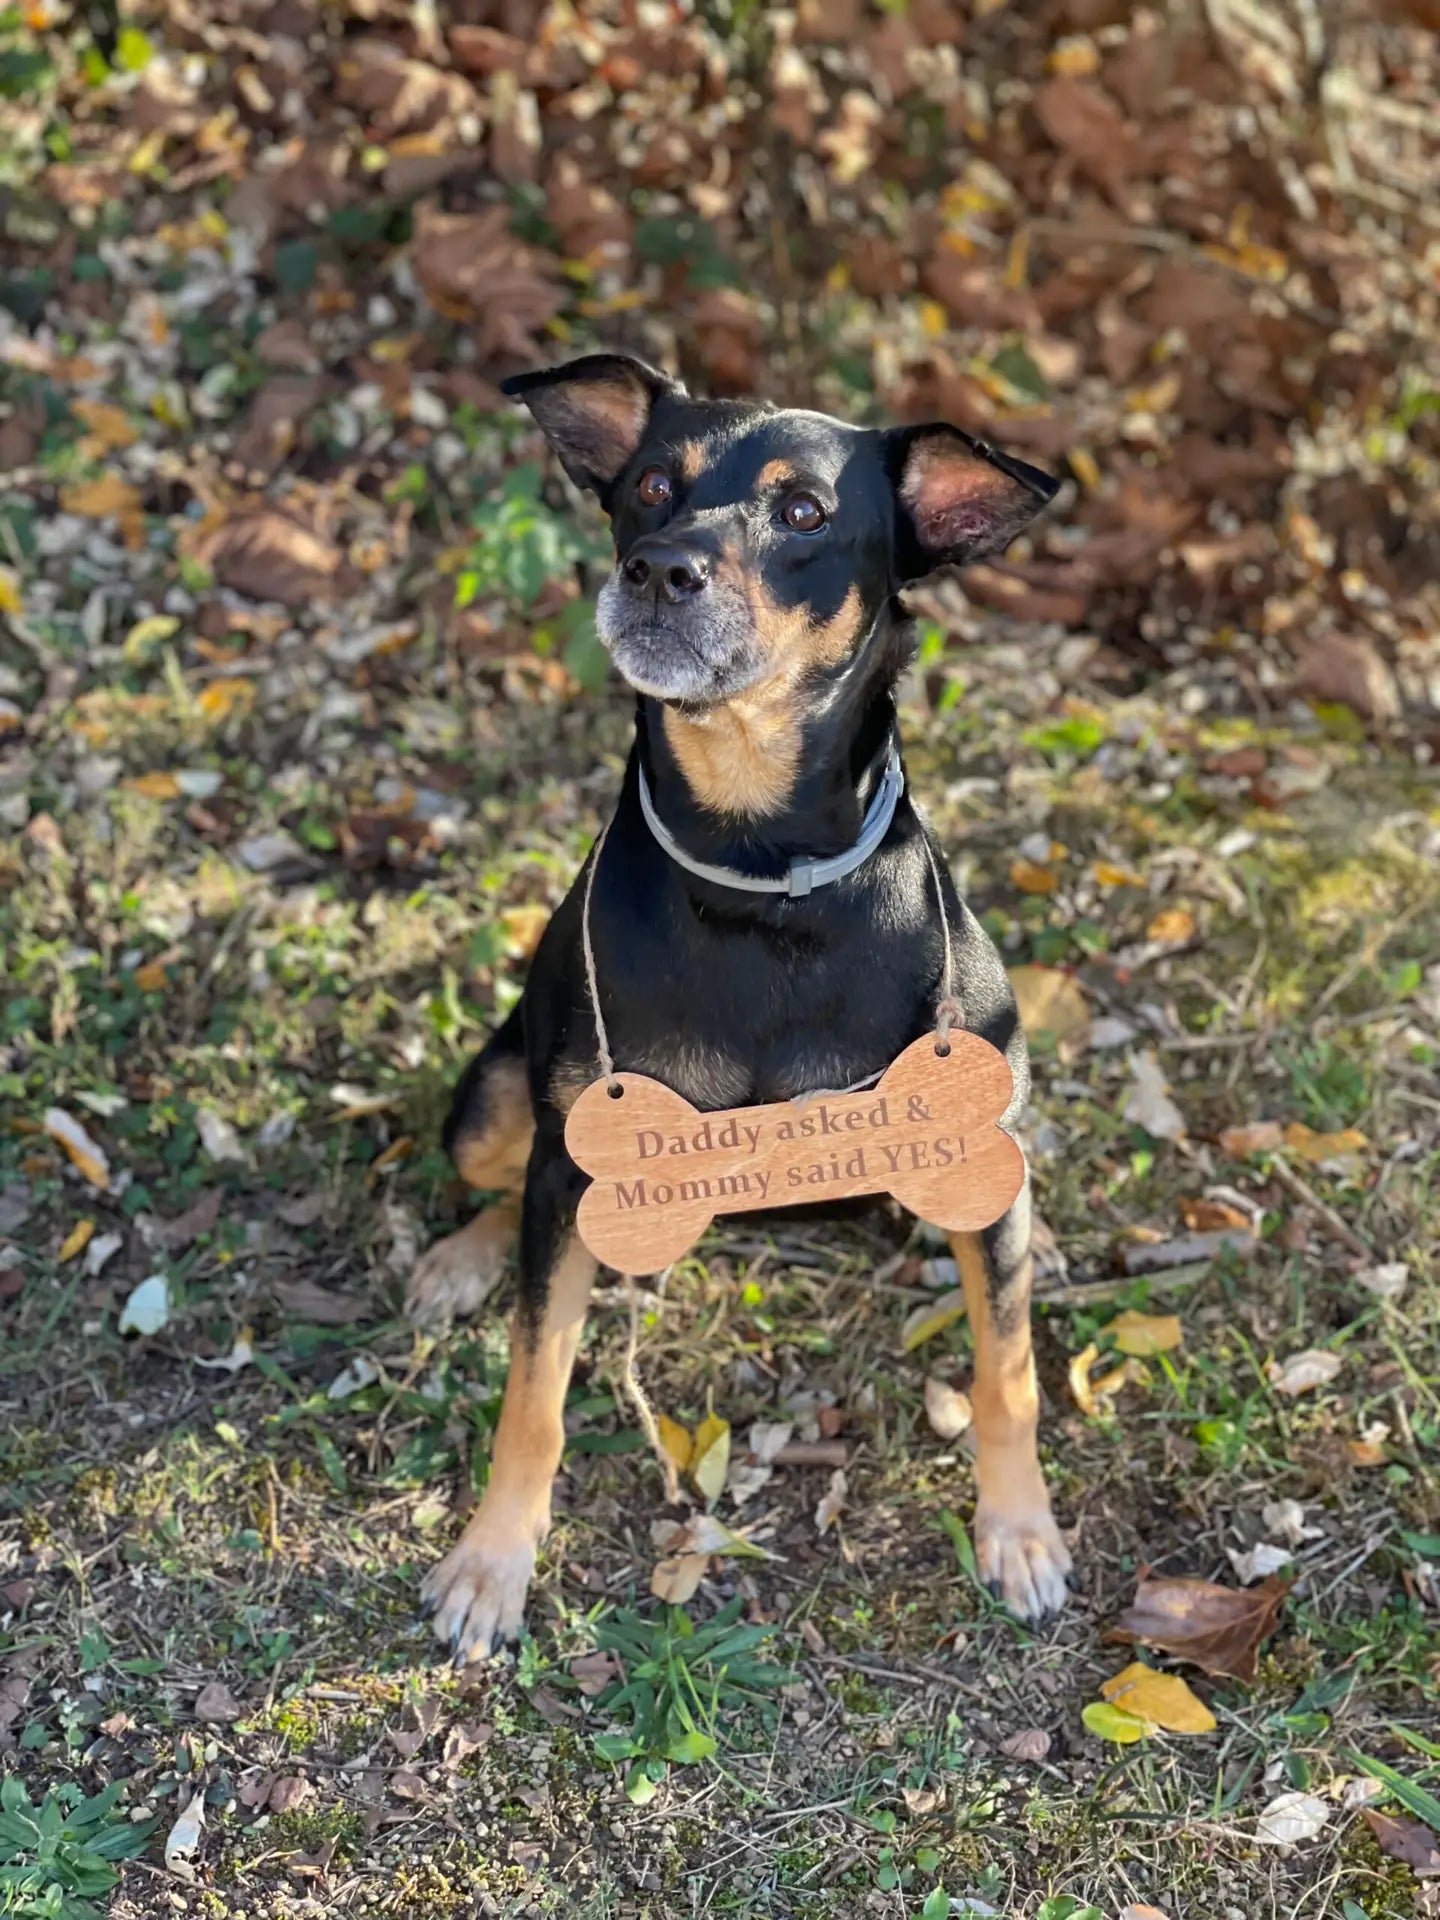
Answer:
(408, 354, 1069, 1662)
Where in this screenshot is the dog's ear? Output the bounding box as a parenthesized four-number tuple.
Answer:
(885, 424, 1059, 581)
(500, 354, 682, 505)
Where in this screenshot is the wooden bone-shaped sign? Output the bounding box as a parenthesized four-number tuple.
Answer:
(565, 1030, 1024, 1274)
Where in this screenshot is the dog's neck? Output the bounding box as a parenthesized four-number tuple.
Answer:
(633, 606, 910, 877)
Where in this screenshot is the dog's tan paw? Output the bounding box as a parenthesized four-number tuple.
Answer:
(405, 1209, 515, 1329)
(423, 1526, 537, 1664)
(975, 1500, 1072, 1624)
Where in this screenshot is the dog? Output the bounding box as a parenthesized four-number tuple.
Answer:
(408, 353, 1069, 1662)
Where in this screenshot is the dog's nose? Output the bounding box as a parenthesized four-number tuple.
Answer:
(621, 539, 710, 603)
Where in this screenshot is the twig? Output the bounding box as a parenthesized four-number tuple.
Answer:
(766, 1440, 849, 1469)
(1269, 1154, 1372, 1261)
(617, 1269, 679, 1504)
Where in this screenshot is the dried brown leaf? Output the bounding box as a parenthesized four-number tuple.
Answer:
(272, 1279, 368, 1325)
(1294, 634, 1400, 724)
(1108, 1574, 1285, 1683)
(1032, 76, 1139, 205)
(411, 205, 564, 362)
(1363, 1808, 1440, 1876)
(192, 511, 352, 610)
(335, 38, 477, 135)
(194, 1681, 243, 1724)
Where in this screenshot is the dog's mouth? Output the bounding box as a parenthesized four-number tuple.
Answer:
(595, 574, 761, 705)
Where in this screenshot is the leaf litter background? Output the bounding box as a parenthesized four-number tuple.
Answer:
(1, 1, 1439, 1916)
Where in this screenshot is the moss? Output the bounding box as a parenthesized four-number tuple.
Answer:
(69, 1465, 120, 1523)
(269, 1802, 364, 1855)
(1336, 1829, 1417, 1917)
(262, 1696, 324, 1752)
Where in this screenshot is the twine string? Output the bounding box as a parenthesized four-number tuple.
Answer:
(580, 818, 619, 1089)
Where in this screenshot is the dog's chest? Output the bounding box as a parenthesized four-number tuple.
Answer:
(625, 1033, 887, 1109)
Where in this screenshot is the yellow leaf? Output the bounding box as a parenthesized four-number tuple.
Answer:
(127, 127, 167, 175)
(901, 1285, 967, 1353)
(1199, 239, 1287, 283)
(690, 1412, 731, 1506)
(1008, 965, 1090, 1046)
(197, 678, 256, 722)
(369, 1136, 413, 1175)
(501, 904, 550, 960)
(71, 398, 137, 452)
(1101, 1663, 1216, 1734)
(1048, 34, 1100, 74)
(658, 1414, 693, 1473)
(918, 298, 949, 338)
(1070, 1343, 1150, 1416)
(1146, 907, 1196, 943)
(124, 614, 181, 661)
(43, 1108, 111, 1189)
(61, 473, 145, 549)
(133, 960, 168, 992)
(1068, 446, 1101, 492)
(1093, 861, 1143, 888)
(1103, 1309, 1184, 1357)
(1009, 859, 1057, 895)
(123, 772, 181, 800)
(1069, 1342, 1103, 1415)
(1126, 372, 1182, 415)
(1002, 227, 1029, 290)
(1082, 1700, 1154, 1743)
(1281, 1122, 1367, 1163)
(59, 1218, 96, 1261)
(60, 474, 142, 519)
(0, 568, 21, 617)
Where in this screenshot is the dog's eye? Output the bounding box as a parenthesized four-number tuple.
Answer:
(637, 468, 672, 507)
(781, 494, 826, 533)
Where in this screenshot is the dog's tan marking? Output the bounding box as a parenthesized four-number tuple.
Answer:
(451, 1055, 533, 1192)
(423, 1235, 597, 1659)
(756, 457, 801, 489)
(949, 1229, 1071, 1620)
(661, 580, 865, 819)
(662, 693, 801, 819)
(677, 440, 707, 485)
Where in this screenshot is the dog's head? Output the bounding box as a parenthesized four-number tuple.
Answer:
(501, 353, 1059, 709)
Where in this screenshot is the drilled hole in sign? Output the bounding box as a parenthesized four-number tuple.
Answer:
(934, 1040, 952, 1058)
(607, 1082, 624, 1100)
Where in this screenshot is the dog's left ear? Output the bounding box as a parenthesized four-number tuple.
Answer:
(500, 354, 682, 506)
(885, 424, 1060, 582)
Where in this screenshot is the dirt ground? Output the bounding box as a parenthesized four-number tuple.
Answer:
(2, 2, 1439, 1917)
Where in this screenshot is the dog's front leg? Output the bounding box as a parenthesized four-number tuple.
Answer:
(947, 1180, 1072, 1622)
(423, 1143, 594, 1662)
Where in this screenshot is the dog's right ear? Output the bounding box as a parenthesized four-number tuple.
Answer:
(500, 354, 682, 507)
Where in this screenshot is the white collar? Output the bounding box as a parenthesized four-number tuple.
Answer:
(635, 736, 904, 898)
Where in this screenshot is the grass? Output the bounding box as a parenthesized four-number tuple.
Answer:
(3, 628, 1437, 1915)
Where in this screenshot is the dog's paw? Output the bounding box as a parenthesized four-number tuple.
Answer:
(405, 1210, 514, 1329)
(422, 1527, 537, 1664)
(975, 1499, 1072, 1624)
